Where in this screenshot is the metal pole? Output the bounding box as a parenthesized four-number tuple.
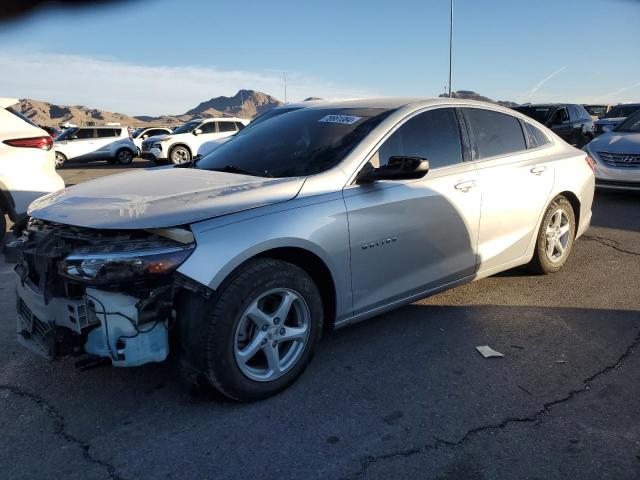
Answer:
(448, 0, 454, 98)
(283, 72, 288, 103)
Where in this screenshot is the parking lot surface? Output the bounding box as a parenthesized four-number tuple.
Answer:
(1, 162, 639, 480)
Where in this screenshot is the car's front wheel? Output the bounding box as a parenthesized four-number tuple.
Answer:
(116, 148, 134, 165)
(54, 152, 66, 169)
(169, 145, 191, 164)
(181, 258, 323, 401)
(528, 195, 576, 274)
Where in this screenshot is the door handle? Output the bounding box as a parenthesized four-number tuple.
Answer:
(454, 180, 476, 192)
(530, 166, 547, 175)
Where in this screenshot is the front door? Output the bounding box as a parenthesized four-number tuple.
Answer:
(344, 107, 480, 316)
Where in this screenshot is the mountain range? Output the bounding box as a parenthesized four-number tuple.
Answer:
(16, 89, 518, 128)
(17, 89, 283, 128)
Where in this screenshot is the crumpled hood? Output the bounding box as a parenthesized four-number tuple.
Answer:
(28, 167, 306, 229)
(587, 131, 640, 154)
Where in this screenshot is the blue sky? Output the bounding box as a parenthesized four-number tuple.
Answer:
(1, 0, 638, 115)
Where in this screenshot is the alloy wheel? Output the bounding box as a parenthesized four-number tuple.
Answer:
(171, 147, 190, 164)
(233, 288, 311, 382)
(545, 208, 571, 263)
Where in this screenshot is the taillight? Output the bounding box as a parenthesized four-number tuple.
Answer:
(585, 155, 596, 173)
(3, 136, 53, 151)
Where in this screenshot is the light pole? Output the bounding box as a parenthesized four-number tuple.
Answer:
(448, 0, 454, 98)
(283, 72, 288, 103)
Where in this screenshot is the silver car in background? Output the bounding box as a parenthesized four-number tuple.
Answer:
(585, 110, 640, 190)
(12, 98, 595, 401)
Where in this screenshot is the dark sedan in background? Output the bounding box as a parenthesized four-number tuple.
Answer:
(513, 103, 594, 147)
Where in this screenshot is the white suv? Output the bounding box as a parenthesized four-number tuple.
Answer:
(0, 98, 65, 242)
(131, 126, 172, 156)
(141, 117, 249, 164)
(53, 126, 138, 168)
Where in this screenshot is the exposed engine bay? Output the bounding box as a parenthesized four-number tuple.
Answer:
(12, 218, 200, 367)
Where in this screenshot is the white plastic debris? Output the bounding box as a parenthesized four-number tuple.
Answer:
(476, 345, 504, 358)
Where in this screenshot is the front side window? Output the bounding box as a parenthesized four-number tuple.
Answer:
(74, 128, 95, 139)
(195, 107, 393, 177)
(464, 109, 526, 159)
(96, 128, 118, 138)
(550, 108, 568, 125)
(172, 121, 201, 134)
(199, 122, 216, 134)
(217, 121, 237, 133)
(371, 108, 463, 170)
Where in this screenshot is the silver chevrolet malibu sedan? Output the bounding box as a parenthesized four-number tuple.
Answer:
(13, 98, 595, 401)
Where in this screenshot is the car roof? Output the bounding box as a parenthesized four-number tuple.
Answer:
(515, 103, 581, 108)
(0, 97, 18, 108)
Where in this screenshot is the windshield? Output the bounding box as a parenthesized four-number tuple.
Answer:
(195, 107, 394, 177)
(513, 106, 552, 124)
(614, 111, 640, 132)
(172, 121, 201, 134)
(6, 106, 40, 128)
(605, 105, 640, 118)
(132, 128, 145, 138)
(55, 128, 78, 141)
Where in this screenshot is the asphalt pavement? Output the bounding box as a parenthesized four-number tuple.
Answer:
(1, 161, 638, 479)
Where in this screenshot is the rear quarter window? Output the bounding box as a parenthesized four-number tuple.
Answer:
(464, 108, 527, 159)
(523, 122, 551, 148)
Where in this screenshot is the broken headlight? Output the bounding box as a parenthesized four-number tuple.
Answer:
(59, 242, 195, 285)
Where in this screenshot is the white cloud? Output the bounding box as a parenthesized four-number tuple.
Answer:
(0, 52, 377, 116)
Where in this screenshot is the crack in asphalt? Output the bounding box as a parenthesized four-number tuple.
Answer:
(345, 327, 640, 479)
(0, 384, 124, 480)
(583, 234, 640, 256)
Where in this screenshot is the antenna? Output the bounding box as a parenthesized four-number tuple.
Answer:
(448, 0, 454, 98)
(283, 72, 288, 104)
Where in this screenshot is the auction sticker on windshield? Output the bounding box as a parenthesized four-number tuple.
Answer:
(319, 114, 362, 125)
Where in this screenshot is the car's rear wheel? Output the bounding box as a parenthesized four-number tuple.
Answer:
(116, 148, 134, 165)
(169, 145, 191, 164)
(54, 152, 66, 169)
(181, 258, 323, 401)
(528, 195, 576, 274)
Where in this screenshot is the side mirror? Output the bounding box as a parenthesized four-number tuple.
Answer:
(193, 129, 203, 136)
(356, 156, 430, 184)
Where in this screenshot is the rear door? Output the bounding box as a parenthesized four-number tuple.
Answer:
(91, 128, 120, 158)
(344, 107, 480, 316)
(463, 108, 554, 274)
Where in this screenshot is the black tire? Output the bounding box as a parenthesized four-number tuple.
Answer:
(528, 195, 576, 275)
(54, 151, 66, 169)
(116, 148, 134, 165)
(179, 258, 323, 401)
(169, 145, 191, 165)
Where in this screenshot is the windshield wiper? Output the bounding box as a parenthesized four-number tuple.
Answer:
(211, 165, 273, 178)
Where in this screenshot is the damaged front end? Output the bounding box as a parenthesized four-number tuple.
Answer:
(12, 218, 197, 367)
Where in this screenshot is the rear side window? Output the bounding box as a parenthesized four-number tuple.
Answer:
(523, 122, 551, 148)
(217, 121, 237, 132)
(374, 107, 463, 170)
(75, 128, 95, 139)
(577, 105, 591, 121)
(464, 109, 526, 159)
(235, 122, 246, 131)
(96, 128, 118, 138)
(568, 106, 580, 122)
